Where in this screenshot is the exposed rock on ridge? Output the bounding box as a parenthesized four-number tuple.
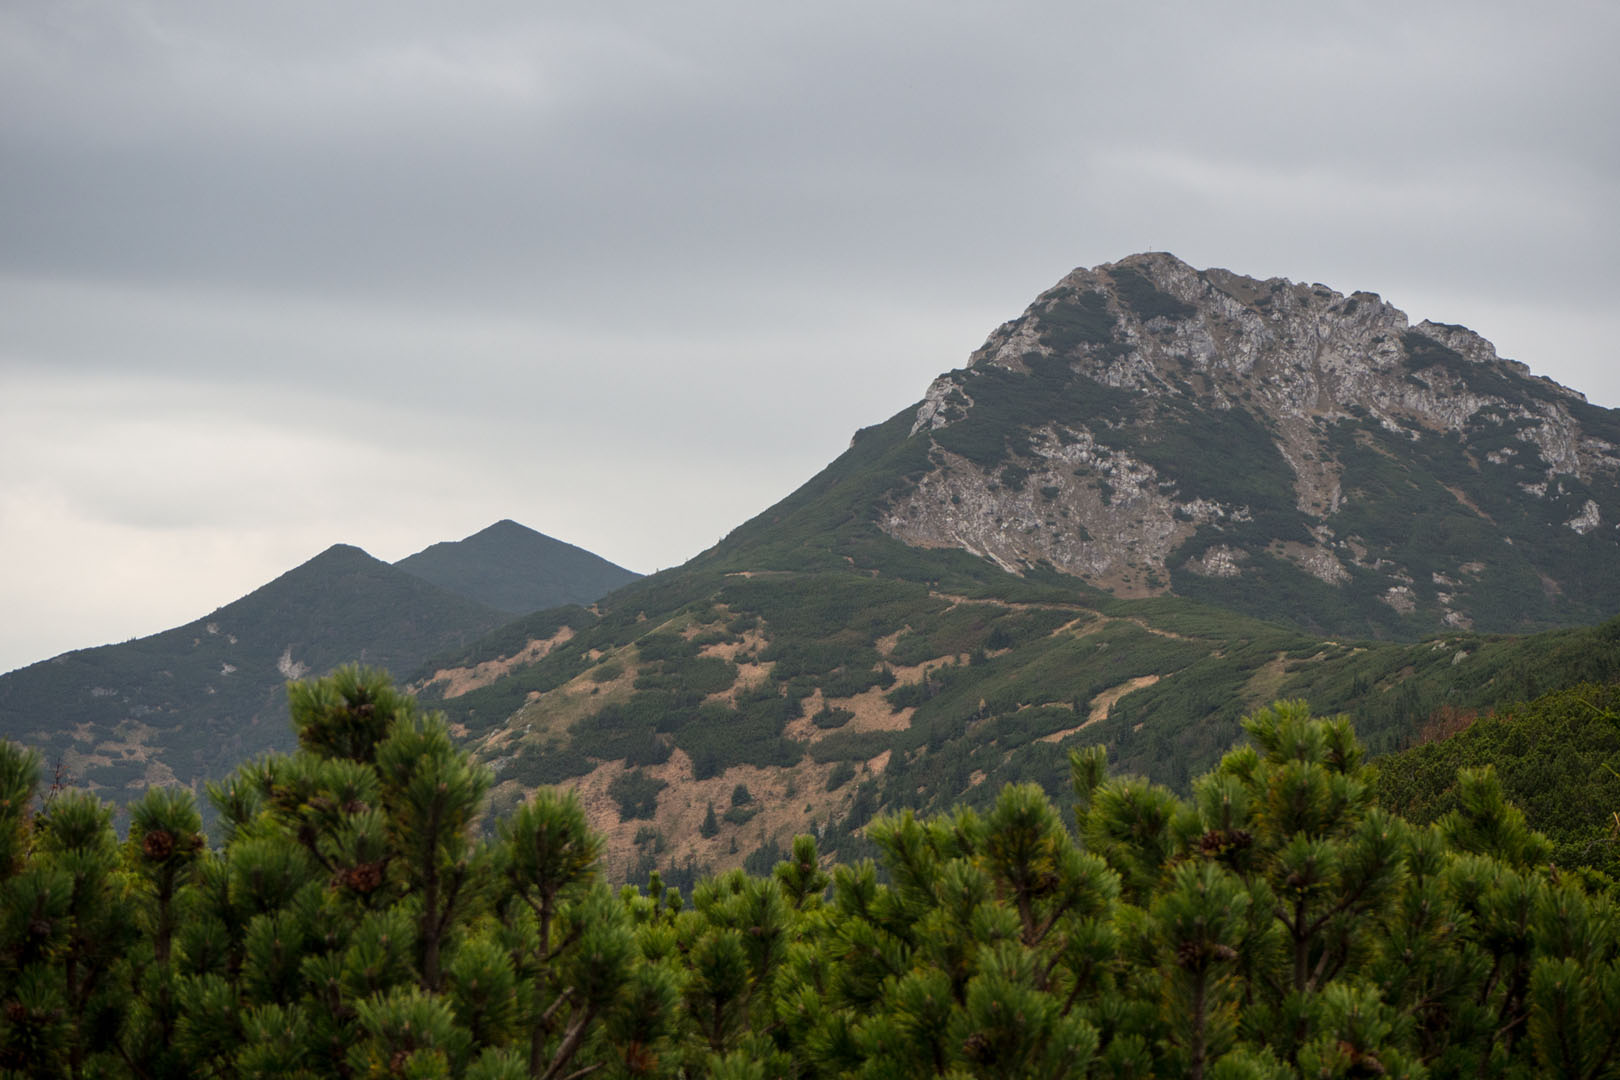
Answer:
(882, 253, 1620, 636)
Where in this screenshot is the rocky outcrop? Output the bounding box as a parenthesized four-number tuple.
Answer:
(880, 253, 1620, 636)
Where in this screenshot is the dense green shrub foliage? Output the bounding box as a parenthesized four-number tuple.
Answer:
(1377, 681, 1620, 881)
(4, 675, 1620, 1078)
(610, 769, 669, 821)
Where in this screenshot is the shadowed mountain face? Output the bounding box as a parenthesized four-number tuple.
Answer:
(418, 255, 1620, 878)
(395, 520, 640, 615)
(0, 520, 646, 804)
(0, 527, 631, 799)
(0, 545, 507, 800)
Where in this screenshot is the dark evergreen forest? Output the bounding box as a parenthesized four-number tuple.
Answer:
(3, 668, 1618, 1079)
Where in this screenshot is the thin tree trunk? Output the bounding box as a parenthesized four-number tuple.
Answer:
(1189, 970, 1208, 1080)
(420, 798, 445, 990)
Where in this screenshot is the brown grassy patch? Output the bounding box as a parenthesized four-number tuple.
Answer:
(784, 682, 916, 744)
(697, 627, 768, 662)
(475, 650, 640, 759)
(1240, 653, 1292, 709)
(142, 759, 179, 789)
(1037, 674, 1163, 745)
(1416, 705, 1480, 745)
(1443, 484, 1494, 523)
(833, 685, 914, 733)
(874, 628, 908, 657)
(420, 626, 577, 700)
(540, 748, 862, 879)
(699, 627, 774, 708)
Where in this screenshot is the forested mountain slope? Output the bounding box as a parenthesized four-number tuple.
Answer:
(1, 519, 645, 806)
(414, 255, 1620, 878)
(0, 544, 507, 797)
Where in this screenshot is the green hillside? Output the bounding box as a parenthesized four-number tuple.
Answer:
(410, 400, 1620, 876)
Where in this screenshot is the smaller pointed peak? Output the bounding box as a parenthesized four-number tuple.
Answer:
(1112, 250, 1190, 269)
(297, 543, 385, 572)
(315, 542, 372, 559)
(478, 519, 535, 537)
(456, 519, 546, 546)
(1049, 252, 1195, 293)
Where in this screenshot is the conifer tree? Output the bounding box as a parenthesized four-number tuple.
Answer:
(9, 685, 1620, 1078)
(14, 787, 136, 1079)
(114, 785, 207, 1077)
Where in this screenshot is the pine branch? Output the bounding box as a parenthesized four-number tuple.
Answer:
(538, 1005, 599, 1080)
(1586, 1017, 1620, 1080)
(547, 921, 585, 966)
(538, 986, 576, 1032)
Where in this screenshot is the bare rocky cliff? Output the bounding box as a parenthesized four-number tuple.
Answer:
(881, 253, 1620, 635)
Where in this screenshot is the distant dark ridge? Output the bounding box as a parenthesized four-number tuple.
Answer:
(395, 520, 641, 614)
(0, 543, 508, 803)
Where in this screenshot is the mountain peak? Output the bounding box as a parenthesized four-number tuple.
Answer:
(1102, 250, 1195, 273)
(395, 521, 640, 614)
(883, 256, 1620, 637)
(274, 543, 389, 580)
(471, 519, 532, 539)
(310, 542, 376, 562)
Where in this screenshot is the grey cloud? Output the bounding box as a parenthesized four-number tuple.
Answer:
(7, 2, 1615, 324)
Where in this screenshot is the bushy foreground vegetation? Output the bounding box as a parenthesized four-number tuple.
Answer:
(4, 669, 1620, 1079)
(1377, 682, 1620, 881)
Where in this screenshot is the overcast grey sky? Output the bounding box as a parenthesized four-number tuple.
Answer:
(3, 0, 1616, 674)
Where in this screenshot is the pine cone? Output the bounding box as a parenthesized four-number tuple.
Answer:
(142, 829, 175, 861)
(1200, 828, 1254, 860)
(622, 1039, 658, 1075)
(1339, 1041, 1387, 1077)
(345, 861, 386, 893)
(961, 1031, 994, 1063)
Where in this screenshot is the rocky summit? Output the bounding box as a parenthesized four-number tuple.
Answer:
(410, 255, 1620, 879)
(882, 253, 1620, 637)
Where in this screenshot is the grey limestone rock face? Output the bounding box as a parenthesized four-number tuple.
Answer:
(879, 253, 1620, 635)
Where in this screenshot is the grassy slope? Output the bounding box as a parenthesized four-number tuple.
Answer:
(410, 401, 1620, 876)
